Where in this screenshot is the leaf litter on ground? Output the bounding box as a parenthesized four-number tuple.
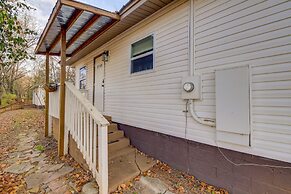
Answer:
(113, 160, 229, 194)
(0, 109, 93, 193)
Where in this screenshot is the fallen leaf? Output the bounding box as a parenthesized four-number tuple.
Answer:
(177, 186, 185, 193)
(200, 182, 206, 187)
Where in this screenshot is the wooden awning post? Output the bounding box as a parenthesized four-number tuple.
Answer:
(58, 27, 66, 157)
(45, 52, 50, 137)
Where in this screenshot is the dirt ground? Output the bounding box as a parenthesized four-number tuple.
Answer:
(0, 108, 228, 194)
(0, 109, 93, 194)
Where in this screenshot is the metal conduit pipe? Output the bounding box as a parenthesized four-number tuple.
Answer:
(188, 100, 216, 127)
(188, 0, 216, 127)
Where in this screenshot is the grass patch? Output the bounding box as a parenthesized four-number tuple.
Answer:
(35, 145, 45, 152)
(12, 119, 21, 129)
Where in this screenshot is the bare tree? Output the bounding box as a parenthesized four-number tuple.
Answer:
(0, 3, 37, 104)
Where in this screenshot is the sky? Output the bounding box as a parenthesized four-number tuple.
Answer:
(26, 0, 129, 30)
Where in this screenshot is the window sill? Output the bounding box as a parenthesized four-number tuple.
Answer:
(130, 69, 155, 76)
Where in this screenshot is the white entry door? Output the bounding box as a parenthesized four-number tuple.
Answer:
(94, 57, 105, 112)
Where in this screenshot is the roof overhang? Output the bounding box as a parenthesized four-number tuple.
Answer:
(35, 0, 120, 57)
(67, 0, 175, 66)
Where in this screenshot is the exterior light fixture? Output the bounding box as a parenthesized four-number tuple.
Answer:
(102, 50, 109, 62)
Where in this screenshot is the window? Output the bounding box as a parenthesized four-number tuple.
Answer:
(79, 66, 87, 89)
(131, 35, 154, 74)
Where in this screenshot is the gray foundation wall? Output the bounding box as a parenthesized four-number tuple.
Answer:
(118, 123, 291, 194)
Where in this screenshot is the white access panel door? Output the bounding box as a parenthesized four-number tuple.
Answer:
(94, 57, 105, 112)
(215, 66, 250, 136)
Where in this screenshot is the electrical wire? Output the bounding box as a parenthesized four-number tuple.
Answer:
(184, 99, 291, 170)
(217, 146, 291, 169)
(184, 100, 189, 140)
(184, 100, 190, 174)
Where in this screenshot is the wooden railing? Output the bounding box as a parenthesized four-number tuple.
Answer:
(65, 82, 110, 194)
(49, 87, 60, 118)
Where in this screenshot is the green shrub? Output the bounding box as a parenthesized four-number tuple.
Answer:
(1, 93, 17, 106)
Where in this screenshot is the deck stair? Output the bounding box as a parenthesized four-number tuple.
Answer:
(103, 116, 155, 192)
(64, 82, 154, 193)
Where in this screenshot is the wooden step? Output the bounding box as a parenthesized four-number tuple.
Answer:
(108, 130, 124, 143)
(108, 138, 130, 154)
(95, 145, 134, 160)
(108, 123, 118, 133)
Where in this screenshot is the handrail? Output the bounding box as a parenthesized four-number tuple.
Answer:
(65, 82, 109, 126)
(65, 81, 109, 194)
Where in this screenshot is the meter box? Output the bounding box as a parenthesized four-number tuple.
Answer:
(181, 75, 201, 100)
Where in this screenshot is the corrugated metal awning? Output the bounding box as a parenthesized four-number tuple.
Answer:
(66, 0, 175, 65)
(35, 0, 120, 57)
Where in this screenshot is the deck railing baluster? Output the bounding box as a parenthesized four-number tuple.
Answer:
(63, 82, 109, 194)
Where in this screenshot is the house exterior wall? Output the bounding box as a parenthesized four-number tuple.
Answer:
(73, 0, 291, 165)
(193, 0, 291, 164)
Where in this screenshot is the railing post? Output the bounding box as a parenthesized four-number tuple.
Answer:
(89, 117, 93, 170)
(86, 113, 90, 162)
(45, 52, 50, 137)
(93, 122, 97, 177)
(98, 124, 108, 194)
(58, 26, 66, 157)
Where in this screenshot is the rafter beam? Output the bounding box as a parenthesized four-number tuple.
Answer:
(49, 9, 83, 52)
(37, 52, 72, 57)
(71, 20, 117, 57)
(61, 0, 120, 20)
(66, 14, 100, 49)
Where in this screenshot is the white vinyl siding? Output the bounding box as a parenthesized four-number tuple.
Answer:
(74, 0, 190, 138)
(73, 0, 291, 163)
(194, 0, 291, 162)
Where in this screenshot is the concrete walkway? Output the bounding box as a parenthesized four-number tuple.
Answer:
(3, 129, 77, 193)
(0, 109, 83, 193)
(124, 176, 174, 194)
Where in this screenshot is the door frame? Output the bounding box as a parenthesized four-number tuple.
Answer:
(92, 53, 105, 110)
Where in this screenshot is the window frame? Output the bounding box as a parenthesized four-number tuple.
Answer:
(79, 66, 87, 90)
(130, 34, 155, 75)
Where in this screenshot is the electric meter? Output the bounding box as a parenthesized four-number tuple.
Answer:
(183, 82, 195, 92)
(181, 76, 201, 100)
